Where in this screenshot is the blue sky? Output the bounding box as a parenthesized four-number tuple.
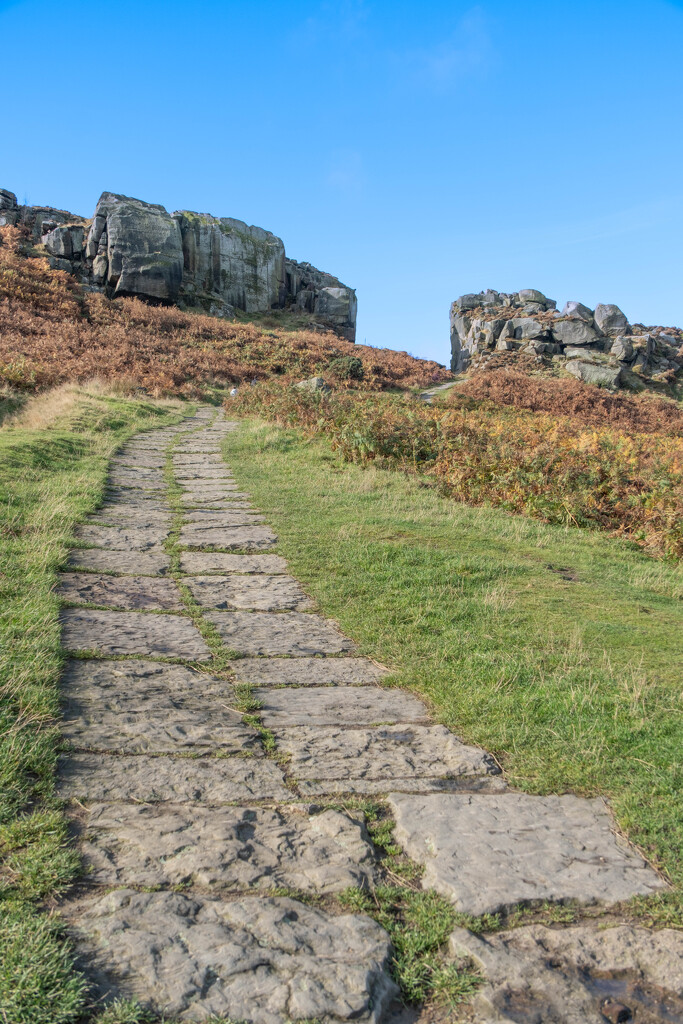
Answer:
(1, 0, 682, 364)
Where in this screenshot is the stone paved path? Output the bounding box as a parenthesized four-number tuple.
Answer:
(56, 406, 680, 1023)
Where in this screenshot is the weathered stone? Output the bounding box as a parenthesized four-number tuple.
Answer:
(566, 359, 622, 388)
(611, 336, 634, 361)
(179, 552, 288, 574)
(77, 804, 376, 891)
(561, 300, 594, 322)
(184, 575, 311, 611)
(178, 211, 286, 315)
(59, 608, 211, 660)
(449, 924, 683, 1024)
(594, 302, 629, 337)
(510, 318, 547, 340)
(551, 319, 600, 346)
(180, 524, 277, 550)
(276, 725, 496, 793)
(56, 573, 183, 611)
(65, 892, 396, 1023)
(231, 656, 389, 686)
(43, 224, 84, 259)
(62, 706, 260, 754)
(73, 524, 168, 551)
(60, 658, 232, 712)
(207, 611, 353, 655)
(294, 376, 331, 394)
(112, 455, 166, 469)
(181, 511, 264, 530)
(286, 258, 357, 341)
(517, 289, 547, 305)
(108, 468, 166, 488)
(0, 187, 17, 210)
(59, 753, 289, 802)
(184, 504, 256, 520)
(257, 686, 429, 727)
(87, 510, 172, 527)
(388, 793, 664, 916)
(181, 492, 252, 507)
(85, 192, 184, 302)
(174, 469, 234, 483)
(65, 549, 171, 575)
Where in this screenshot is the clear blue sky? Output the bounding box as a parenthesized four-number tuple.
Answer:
(2, 0, 682, 364)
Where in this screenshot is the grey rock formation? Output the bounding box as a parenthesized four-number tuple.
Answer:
(177, 211, 285, 315)
(566, 359, 622, 388)
(561, 300, 594, 322)
(85, 192, 184, 302)
(1, 184, 357, 339)
(294, 375, 331, 393)
(551, 319, 600, 346)
(449, 924, 683, 1024)
(388, 792, 664, 915)
(611, 336, 634, 361)
(77, 804, 377, 891)
(594, 302, 629, 336)
(65, 892, 397, 1023)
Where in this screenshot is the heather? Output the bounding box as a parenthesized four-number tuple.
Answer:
(228, 380, 683, 559)
(0, 226, 448, 398)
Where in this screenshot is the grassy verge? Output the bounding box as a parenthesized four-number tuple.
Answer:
(225, 419, 683, 925)
(0, 384, 193, 1023)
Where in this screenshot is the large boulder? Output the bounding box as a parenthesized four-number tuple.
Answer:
(566, 359, 622, 388)
(517, 288, 547, 305)
(594, 303, 629, 337)
(510, 318, 547, 340)
(43, 224, 84, 260)
(551, 319, 600, 346)
(610, 337, 634, 362)
(286, 259, 357, 341)
(85, 193, 184, 303)
(0, 188, 17, 210)
(561, 300, 593, 322)
(178, 212, 285, 316)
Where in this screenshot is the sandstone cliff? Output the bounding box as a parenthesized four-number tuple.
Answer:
(0, 188, 357, 341)
(450, 288, 682, 389)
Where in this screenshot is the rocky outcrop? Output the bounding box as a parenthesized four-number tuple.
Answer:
(0, 187, 357, 340)
(450, 288, 683, 388)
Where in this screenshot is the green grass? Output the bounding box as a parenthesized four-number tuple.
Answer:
(225, 420, 683, 923)
(0, 386, 192, 1021)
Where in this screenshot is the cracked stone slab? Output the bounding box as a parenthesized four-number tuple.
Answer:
(207, 611, 354, 655)
(59, 608, 211, 660)
(181, 513, 265, 531)
(232, 656, 389, 686)
(172, 454, 223, 465)
(179, 552, 288, 574)
(65, 549, 171, 575)
(185, 575, 312, 611)
(104, 488, 170, 504)
(86, 510, 172, 527)
(61, 658, 233, 712)
(59, 753, 290, 802)
(181, 492, 251, 506)
(112, 456, 166, 468)
(73, 524, 168, 551)
(98, 500, 171, 516)
(257, 686, 430, 727)
(387, 792, 665, 916)
(184, 505, 256, 519)
(108, 474, 166, 490)
(277, 725, 496, 793)
(62, 710, 260, 754)
(180, 524, 277, 550)
(56, 573, 183, 611)
(64, 892, 397, 1024)
(450, 924, 683, 1024)
(76, 804, 377, 891)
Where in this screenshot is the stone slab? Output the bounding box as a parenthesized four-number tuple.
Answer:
(232, 656, 389, 686)
(112, 456, 166, 468)
(59, 753, 290, 802)
(174, 468, 235, 481)
(61, 658, 232, 712)
(65, 549, 171, 576)
(57, 573, 183, 611)
(207, 611, 354, 656)
(388, 792, 665, 915)
(277, 725, 495, 789)
(184, 505, 256, 519)
(59, 608, 211, 661)
(180, 524, 277, 550)
(185, 575, 312, 611)
(181, 492, 251, 506)
(257, 686, 430, 727)
(65, 892, 396, 1024)
(73, 524, 168, 551)
(77, 804, 376, 891)
(181, 513, 265, 530)
(179, 552, 288, 574)
(104, 488, 170, 505)
(86, 510, 172, 526)
(62, 708, 258, 754)
(172, 454, 223, 465)
(449, 924, 683, 1024)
